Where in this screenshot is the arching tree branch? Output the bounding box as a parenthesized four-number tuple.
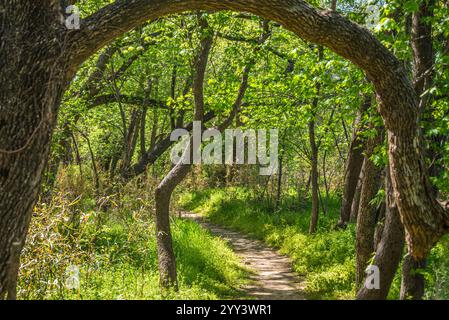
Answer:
(64, 0, 449, 261)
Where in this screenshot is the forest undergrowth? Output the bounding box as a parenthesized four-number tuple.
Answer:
(17, 167, 249, 300)
(179, 187, 449, 300)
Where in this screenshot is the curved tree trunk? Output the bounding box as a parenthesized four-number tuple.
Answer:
(154, 13, 213, 289)
(0, 1, 74, 299)
(2, 0, 449, 298)
(65, 0, 449, 262)
(155, 161, 192, 289)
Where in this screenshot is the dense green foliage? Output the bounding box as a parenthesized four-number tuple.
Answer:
(19, 170, 248, 300)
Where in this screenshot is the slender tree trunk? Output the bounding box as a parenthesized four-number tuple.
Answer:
(275, 155, 283, 209)
(140, 106, 148, 158)
(349, 163, 364, 223)
(322, 150, 330, 213)
(357, 168, 405, 300)
(78, 131, 100, 195)
(308, 46, 322, 233)
(373, 201, 386, 251)
(338, 95, 370, 227)
(71, 131, 83, 177)
(411, 0, 435, 108)
(155, 161, 192, 289)
(154, 14, 263, 288)
(154, 14, 213, 289)
(121, 109, 140, 177)
(355, 128, 383, 289)
(308, 117, 319, 233)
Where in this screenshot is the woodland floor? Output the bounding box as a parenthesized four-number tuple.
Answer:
(181, 212, 306, 300)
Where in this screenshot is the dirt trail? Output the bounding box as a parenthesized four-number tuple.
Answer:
(181, 212, 305, 300)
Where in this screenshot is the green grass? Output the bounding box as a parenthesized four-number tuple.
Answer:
(18, 173, 449, 300)
(18, 190, 249, 300)
(179, 187, 357, 299)
(179, 187, 449, 300)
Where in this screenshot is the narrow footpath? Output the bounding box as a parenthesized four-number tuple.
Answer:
(182, 212, 305, 300)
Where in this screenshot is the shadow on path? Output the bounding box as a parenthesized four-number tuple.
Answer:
(181, 212, 306, 300)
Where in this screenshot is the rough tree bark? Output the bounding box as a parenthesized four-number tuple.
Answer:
(355, 127, 383, 289)
(2, 0, 449, 298)
(400, 253, 426, 300)
(338, 95, 371, 227)
(357, 167, 405, 300)
(0, 1, 75, 299)
(349, 164, 363, 223)
(399, 0, 436, 299)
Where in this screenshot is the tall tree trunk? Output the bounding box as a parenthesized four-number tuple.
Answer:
(275, 155, 283, 209)
(154, 14, 263, 288)
(399, 0, 436, 299)
(71, 131, 83, 177)
(140, 106, 148, 158)
(338, 95, 370, 227)
(355, 128, 383, 289)
(308, 46, 322, 234)
(308, 117, 319, 233)
(154, 14, 213, 289)
(349, 163, 364, 223)
(120, 109, 140, 177)
(373, 201, 387, 251)
(155, 160, 191, 289)
(139, 79, 152, 160)
(411, 0, 435, 108)
(322, 150, 330, 214)
(357, 167, 405, 300)
(78, 130, 100, 195)
(0, 1, 71, 299)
